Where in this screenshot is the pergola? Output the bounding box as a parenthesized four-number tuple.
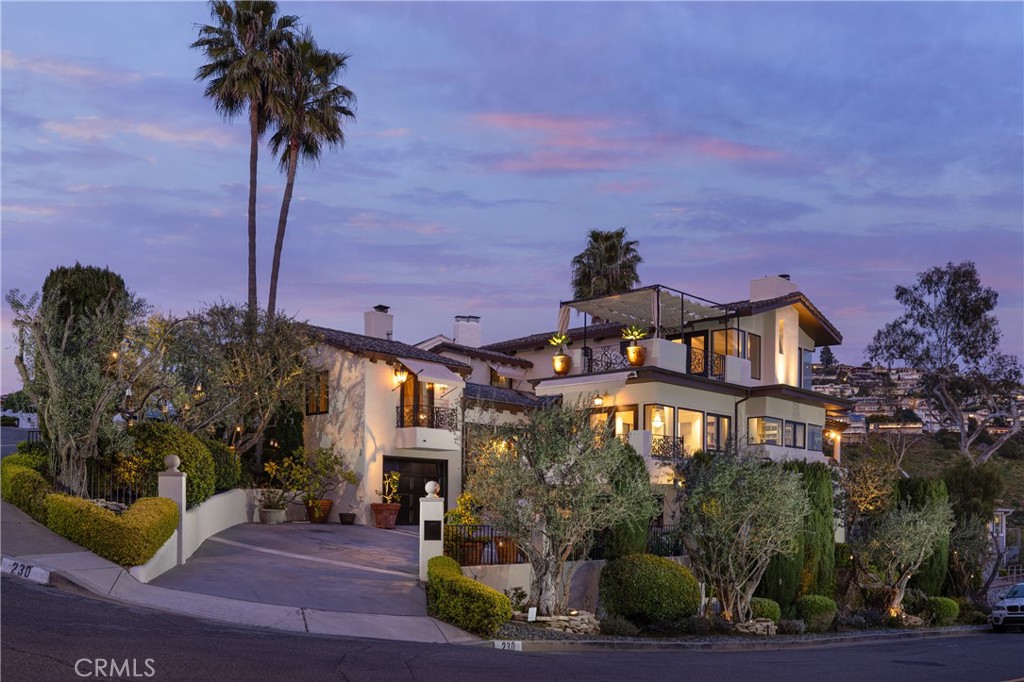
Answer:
(558, 284, 734, 337)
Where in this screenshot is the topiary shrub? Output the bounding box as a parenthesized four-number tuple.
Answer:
(750, 597, 782, 623)
(925, 596, 960, 626)
(1, 460, 53, 523)
(600, 554, 700, 625)
(44, 494, 178, 566)
(796, 594, 837, 633)
(200, 436, 241, 492)
(123, 422, 215, 508)
(426, 556, 512, 637)
(7, 443, 50, 475)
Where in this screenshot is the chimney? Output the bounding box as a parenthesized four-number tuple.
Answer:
(749, 274, 799, 302)
(364, 304, 393, 340)
(454, 315, 481, 347)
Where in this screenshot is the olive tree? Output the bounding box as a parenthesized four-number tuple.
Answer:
(466, 399, 656, 616)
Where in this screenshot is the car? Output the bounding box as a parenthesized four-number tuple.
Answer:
(989, 581, 1024, 632)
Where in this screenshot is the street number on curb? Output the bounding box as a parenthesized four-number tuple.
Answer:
(494, 640, 523, 651)
(1, 557, 51, 585)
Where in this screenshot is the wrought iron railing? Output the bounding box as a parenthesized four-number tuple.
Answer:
(395, 405, 458, 430)
(444, 524, 525, 565)
(51, 456, 152, 506)
(588, 346, 629, 373)
(688, 348, 725, 380)
(651, 435, 686, 460)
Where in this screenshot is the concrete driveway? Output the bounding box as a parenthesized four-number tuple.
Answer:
(151, 523, 427, 616)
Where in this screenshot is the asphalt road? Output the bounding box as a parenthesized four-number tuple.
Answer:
(2, 577, 1023, 682)
(1, 426, 32, 458)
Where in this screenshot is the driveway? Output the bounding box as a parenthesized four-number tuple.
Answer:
(151, 523, 427, 616)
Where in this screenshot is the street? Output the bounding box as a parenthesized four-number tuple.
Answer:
(2, 577, 1022, 682)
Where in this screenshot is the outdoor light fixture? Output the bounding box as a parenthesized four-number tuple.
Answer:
(593, 396, 604, 407)
(393, 367, 409, 385)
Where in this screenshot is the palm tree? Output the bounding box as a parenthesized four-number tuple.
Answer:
(570, 227, 643, 300)
(266, 31, 355, 319)
(191, 1, 299, 320)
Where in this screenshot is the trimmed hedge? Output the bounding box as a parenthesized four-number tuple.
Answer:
(600, 554, 700, 625)
(426, 555, 512, 637)
(750, 597, 782, 623)
(125, 422, 215, 508)
(926, 596, 960, 626)
(200, 436, 241, 492)
(44, 494, 178, 566)
(796, 594, 837, 633)
(11, 442, 50, 474)
(1, 459, 53, 523)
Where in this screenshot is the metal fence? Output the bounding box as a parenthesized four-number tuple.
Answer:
(396, 405, 458, 430)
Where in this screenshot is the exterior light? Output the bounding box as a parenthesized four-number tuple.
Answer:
(393, 367, 409, 385)
(235, 425, 242, 432)
(435, 383, 448, 391)
(593, 396, 604, 407)
(111, 351, 119, 360)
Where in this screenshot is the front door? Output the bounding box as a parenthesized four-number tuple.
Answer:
(383, 457, 446, 525)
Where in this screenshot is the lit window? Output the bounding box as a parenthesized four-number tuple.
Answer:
(305, 372, 329, 415)
(748, 417, 782, 445)
(784, 421, 806, 448)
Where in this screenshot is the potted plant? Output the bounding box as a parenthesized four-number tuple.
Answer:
(622, 324, 649, 366)
(338, 503, 358, 525)
(258, 457, 304, 524)
(371, 470, 401, 529)
(549, 332, 571, 375)
(293, 447, 360, 523)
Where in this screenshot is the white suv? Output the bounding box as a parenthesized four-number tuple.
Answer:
(990, 582, 1024, 632)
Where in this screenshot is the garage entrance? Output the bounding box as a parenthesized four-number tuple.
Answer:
(383, 457, 446, 526)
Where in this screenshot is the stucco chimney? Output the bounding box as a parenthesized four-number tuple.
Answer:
(364, 304, 393, 340)
(749, 275, 799, 302)
(454, 315, 481, 347)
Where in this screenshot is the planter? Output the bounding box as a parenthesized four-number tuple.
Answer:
(493, 535, 520, 564)
(552, 353, 572, 376)
(460, 540, 488, 566)
(338, 512, 356, 525)
(371, 502, 401, 529)
(305, 499, 333, 524)
(625, 345, 646, 367)
(258, 508, 287, 525)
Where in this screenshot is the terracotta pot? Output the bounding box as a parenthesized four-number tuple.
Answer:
(338, 512, 356, 525)
(552, 353, 572, 376)
(493, 535, 520, 564)
(626, 344, 646, 367)
(305, 499, 333, 523)
(371, 502, 401, 529)
(258, 508, 287, 524)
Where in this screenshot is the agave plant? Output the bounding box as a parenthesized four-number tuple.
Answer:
(622, 324, 649, 345)
(549, 332, 569, 354)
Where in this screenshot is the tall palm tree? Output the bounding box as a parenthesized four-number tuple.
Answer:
(191, 1, 298, 320)
(266, 31, 355, 319)
(570, 227, 643, 300)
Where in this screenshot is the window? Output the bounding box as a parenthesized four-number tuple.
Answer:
(399, 376, 434, 427)
(489, 367, 512, 389)
(644, 404, 674, 438)
(305, 372, 329, 415)
(801, 349, 814, 390)
(784, 421, 806, 448)
(677, 408, 703, 455)
(706, 414, 731, 452)
(748, 333, 762, 380)
(748, 416, 783, 445)
(712, 329, 746, 358)
(808, 425, 823, 451)
(614, 406, 637, 437)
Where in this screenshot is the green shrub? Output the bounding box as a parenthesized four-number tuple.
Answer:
(599, 614, 640, 636)
(901, 477, 950, 596)
(1, 415, 19, 427)
(600, 554, 700, 625)
(834, 542, 853, 569)
(43, 494, 178, 566)
(777, 618, 806, 635)
(201, 437, 241, 492)
(902, 587, 929, 616)
(750, 597, 782, 623)
(925, 596, 960, 626)
(426, 556, 512, 637)
(1, 461, 53, 523)
(8, 443, 50, 475)
(124, 422, 215, 508)
(796, 594, 837, 633)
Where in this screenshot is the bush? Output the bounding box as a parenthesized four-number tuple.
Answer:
(1, 460, 53, 523)
(1, 415, 19, 427)
(902, 587, 929, 616)
(750, 597, 782, 623)
(43, 494, 178, 566)
(834, 543, 853, 569)
(7, 443, 50, 475)
(600, 554, 700, 625)
(599, 614, 640, 636)
(925, 596, 960, 626)
(201, 437, 241, 492)
(777, 618, 806, 635)
(796, 595, 837, 633)
(125, 422, 215, 508)
(426, 556, 512, 637)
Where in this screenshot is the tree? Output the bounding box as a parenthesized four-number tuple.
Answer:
(899, 478, 950, 596)
(674, 449, 810, 622)
(868, 261, 1023, 466)
(819, 346, 837, 369)
(466, 400, 656, 616)
(192, 1, 299, 319)
(2, 390, 34, 413)
(266, 30, 355, 319)
(569, 227, 643, 300)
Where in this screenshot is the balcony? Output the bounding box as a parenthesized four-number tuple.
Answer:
(395, 406, 458, 451)
(578, 340, 734, 382)
(650, 434, 686, 460)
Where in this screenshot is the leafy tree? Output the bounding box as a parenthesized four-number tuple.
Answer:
(899, 478, 950, 596)
(837, 450, 899, 538)
(466, 400, 656, 616)
(266, 30, 355, 319)
(867, 261, 1022, 466)
(818, 346, 837, 369)
(192, 1, 299, 318)
(674, 449, 810, 622)
(2, 390, 34, 413)
(570, 227, 643, 300)
(946, 514, 992, 598)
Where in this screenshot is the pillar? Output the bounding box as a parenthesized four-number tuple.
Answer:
(158, 454, 187, 566)
(419, 480, 445, 582)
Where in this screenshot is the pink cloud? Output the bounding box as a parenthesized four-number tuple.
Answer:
(689, 136, 783, 161)
(597, 179, 655, 194)
(43, 117, 235, 148)
(2, 49, 142, 85)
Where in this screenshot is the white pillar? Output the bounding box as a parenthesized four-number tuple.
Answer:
(419, 481, 445, 582)
(158, 455, 187, 566)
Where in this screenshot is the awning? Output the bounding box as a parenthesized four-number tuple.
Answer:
(563, 285, 728, 336)
(490, 363, 527, 381)
(398, 358, 465, 387)
(534, 370, 633, 397)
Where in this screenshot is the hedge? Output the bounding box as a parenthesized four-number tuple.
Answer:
(900, 477, 950, 596)
(796, 594, 837, 633)
(123, 422, 215, 508)
(44, 494, 178, 566)
(1, 459, 53, 523)
(926, 596, 960, 626)
(600, 554, 700, 625)
(750, 597, 782, 623)
(426, 555, 512, 637)
(200, 436, 241, 492)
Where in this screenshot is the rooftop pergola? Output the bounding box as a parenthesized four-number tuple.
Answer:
(559, 285, 735, 338)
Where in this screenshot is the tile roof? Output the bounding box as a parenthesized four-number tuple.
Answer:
(427, 341, 533, 369)
(305, 324, 471, 373)
(464, 382, 558, 408)
(720, 292, 842, 346)
(482, 322, 623, 353)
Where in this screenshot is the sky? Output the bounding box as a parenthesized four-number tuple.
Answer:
(2, 1, 1022, 395)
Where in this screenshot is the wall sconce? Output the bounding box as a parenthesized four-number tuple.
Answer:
(593, 396, 604, 407)
(393, 367, 409, 386)
(435, 383, 448, 392)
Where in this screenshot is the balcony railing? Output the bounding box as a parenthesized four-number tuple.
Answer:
(395, 405, 458, 430)
(651, 434, 686, 460)
(577, 343, 727, 381)
(688, 347, 725, 380)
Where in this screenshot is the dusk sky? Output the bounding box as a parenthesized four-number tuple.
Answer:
(2, 1, 1022, 395)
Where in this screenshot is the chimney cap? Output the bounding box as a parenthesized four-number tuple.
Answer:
(373, 304, 390, 313)
(454, 315, 480, 322)
(778, 274, 790, 281)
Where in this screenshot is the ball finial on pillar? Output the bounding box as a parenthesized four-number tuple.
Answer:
(424, 480, 440, 498)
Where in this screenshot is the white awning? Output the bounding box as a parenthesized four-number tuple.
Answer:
(490, 363, 527, 381)
(398, 358, 465, 387)
(534, 370, 633, 397)
(564, 285, 727, 335)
